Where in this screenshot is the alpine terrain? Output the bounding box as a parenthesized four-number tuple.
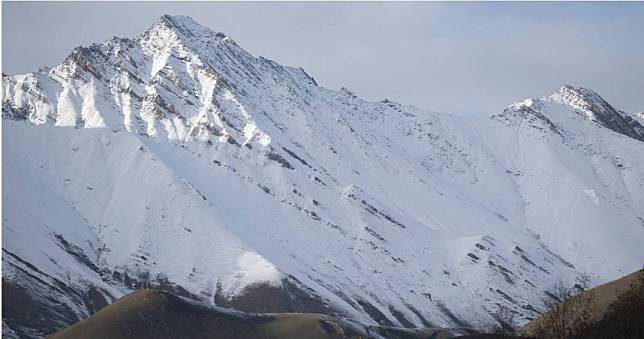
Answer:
(2, 15, 643, 338)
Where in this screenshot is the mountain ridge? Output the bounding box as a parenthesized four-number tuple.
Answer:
(3, 15, 643, 339)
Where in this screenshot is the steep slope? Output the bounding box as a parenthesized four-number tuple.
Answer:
(3, 15, 643, 338)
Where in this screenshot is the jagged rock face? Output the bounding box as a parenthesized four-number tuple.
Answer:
(3, 15, 644, 338)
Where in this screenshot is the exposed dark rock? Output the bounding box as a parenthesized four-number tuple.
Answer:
(404, 303, 435, 328)
(2, 280, 79, 338)
(494, 289, 517, 304)
(364, 227, 386, 242)
(388, 305, 416, 328)
(54, 234, 100, 273)
(356, 299, 395, 327)
(494, 105, 562, 137)
(487, 260, 515, 285)
(266, 149, 295, 169)
(467, 253, 480, 261)
(2, 101, 30, 120)
(347, 193, 406, 229)
(283, 146, 313, 169)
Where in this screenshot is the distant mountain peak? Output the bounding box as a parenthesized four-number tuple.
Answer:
(553, 84, 609, 118)
(147, 14, 229, 46)
(550, 84, 644, 142)
(160, 14, 200, 26)
(157, 15, 225, 38)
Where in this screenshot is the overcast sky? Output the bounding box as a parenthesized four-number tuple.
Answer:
(3, 2, 643, 115)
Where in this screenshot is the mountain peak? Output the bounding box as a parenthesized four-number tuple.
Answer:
(551, 85, 644, 142)
(553, 84, 608, 116)
(145, 14, 228, 45)
(159, 15, 214, 35)
(160, 14, 199, 26)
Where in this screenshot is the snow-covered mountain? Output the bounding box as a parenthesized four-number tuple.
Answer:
(3, 15, 643, 338)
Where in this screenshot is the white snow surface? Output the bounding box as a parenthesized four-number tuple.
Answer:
(3, 15, 643, 332)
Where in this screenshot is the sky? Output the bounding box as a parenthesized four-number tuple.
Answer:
(3, 2, 643, 116)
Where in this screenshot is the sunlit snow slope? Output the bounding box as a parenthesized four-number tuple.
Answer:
(3, 15, 643, 338)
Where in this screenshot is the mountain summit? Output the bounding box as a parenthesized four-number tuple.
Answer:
(3, 15, 643, 339)
(551, 85, 644, 141)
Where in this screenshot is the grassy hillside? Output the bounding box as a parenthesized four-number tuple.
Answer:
(47, 269, 643, 339)
(46, 289, 452, 339)
(47, 289, 351, 339)
(521, 269, 644, 338)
